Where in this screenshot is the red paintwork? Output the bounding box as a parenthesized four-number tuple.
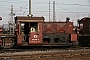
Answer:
(0, 26, 2, 33)
(29, 23, 43, 44)
(0, 27, 2, 33)
(17, 35, 22, 45)
(43, 22, 56, 33)
(56, 22, 66, 33)
(71, 34, 77, 41)
(0, 29, 2, 33)
(43, 22, 73, 34)
(17, 22, 22, 45)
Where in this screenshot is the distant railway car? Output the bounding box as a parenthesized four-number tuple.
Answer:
(78, 17, 90, 46)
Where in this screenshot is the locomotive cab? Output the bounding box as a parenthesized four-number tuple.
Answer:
(14, 16, 44, 46)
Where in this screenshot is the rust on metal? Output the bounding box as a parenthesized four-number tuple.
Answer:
(43, 22, 73, 34)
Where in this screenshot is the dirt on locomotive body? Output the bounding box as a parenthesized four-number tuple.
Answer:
(0, 16, 89, 48)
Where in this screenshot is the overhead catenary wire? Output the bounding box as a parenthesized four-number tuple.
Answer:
(0, 0, 90, 25)
(56, 3, 73, 13)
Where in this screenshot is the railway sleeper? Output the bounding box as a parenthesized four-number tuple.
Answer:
(80, 52, 90, 56)
(62, 54, 72, 57)
(10, 56, 22, 59)
(30, 54, 55, 59)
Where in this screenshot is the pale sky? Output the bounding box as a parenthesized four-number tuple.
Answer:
(0, 0, 90, 25)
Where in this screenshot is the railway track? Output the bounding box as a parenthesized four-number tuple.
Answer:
(0, 46, 90, 54)
(0, 52, 90, 60)
(0, 47, 90, 60)
(0, 47, 90, 53)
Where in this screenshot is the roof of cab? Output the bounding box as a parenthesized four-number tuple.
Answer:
(15, 16, 45, 20)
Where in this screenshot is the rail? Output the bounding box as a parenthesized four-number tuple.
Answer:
(0, 52, 90, 60)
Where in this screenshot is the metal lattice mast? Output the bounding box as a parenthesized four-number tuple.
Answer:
(53, 1, 55, 22)
(9, 5, 15, 34)
(49, 0, 50, 21)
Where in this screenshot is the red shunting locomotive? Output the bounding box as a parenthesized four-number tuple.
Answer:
(0, 16, 78, 48)
(14, 16, 78, 47)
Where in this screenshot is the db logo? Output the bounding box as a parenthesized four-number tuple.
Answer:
(34, 35, 37, 38)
